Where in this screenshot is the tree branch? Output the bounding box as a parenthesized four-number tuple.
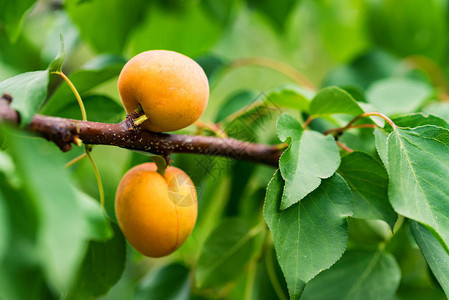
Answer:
(0, 98, 282, 166)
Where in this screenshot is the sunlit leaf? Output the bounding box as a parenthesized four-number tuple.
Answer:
(387, 126, 449, 251)
(277, 113, 340, 209)
(310, 86, 364, 117)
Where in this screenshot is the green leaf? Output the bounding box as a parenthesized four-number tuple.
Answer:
(127, 2, 222, 58)
(392, 113, 449, 129)
(277, 114, 341, 209)
(65, 0, 150, 54)
(410, 221, 449, 298)
(367, 78, 433, 116)
(387, 126, 449, 251)
(47, 34, 65, 73)
(338, 151, 396, 228)
(276, 113, 303, 141)
(310, 86, 364, 117)
(195, 54, 228, 85)
(67, 223, 126, 300)
(264, 84, 312, 111)
(312, 0, 369, 63)
(301, 250, 401, 299)
(215, 90, 259, 123)
(42, 56, 125, 116)
(324, 50, 398, 89)
(2, 126, 110, 293)
(135, 263, 190, 300)
(423, 102, 449, 123)
(248, 0, 298, 30)
(0, 0, 37, 41)
(0, 191, 9, 263)
(264, 171, 352, 300)
(374, 127, 389, 169)
(367, 0, 448, 62)
(195, 218, 263, 289)
(0, 70, 49, 125)
(45, 94, 124, 123)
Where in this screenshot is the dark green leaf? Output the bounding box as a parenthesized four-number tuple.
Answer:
(195, 218, 263, 288)
(195, 54, 228, 84)
(301, 250, 401, 299)
(135, 263, 190, 300)
(277, 113, 341, 208)
(0, 0, 36, 41)
(388, 126, 449, 251)
(367, 78, 433, 115)
(324, 50, 398, 89)
(338, 151, 396, 228)
(0, 70, 49, 125)
(47, 34, 65, 73)
(367, 0, 448, 62)
(264, 171, 352, 299)
(66, 0, 150, 54)
(127, 2, 222, 58)
(310, 86, 364, 117)
(67, 223, 126, 299)
(42, 56, 125, 116)
(0, 191, 9, 262)
(45, 94, 124, 123)
(410, 221, 449, 297)
(2, 126, 110, 293)
(215, 90, 259, 123)
(248, 0, 298, 30)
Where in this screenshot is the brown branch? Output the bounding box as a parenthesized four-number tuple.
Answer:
(0, 98, 282, 167)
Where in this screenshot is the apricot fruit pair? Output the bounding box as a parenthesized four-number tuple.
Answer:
(118, 50, 209, 132)
(115, 163, 197, 257)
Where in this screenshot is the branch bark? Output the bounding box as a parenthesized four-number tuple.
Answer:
(0, 98, 282, 166)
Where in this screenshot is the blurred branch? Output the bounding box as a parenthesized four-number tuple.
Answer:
(0, 97, 282, 167)
(228, 57, 317, 90)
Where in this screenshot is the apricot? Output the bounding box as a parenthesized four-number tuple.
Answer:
(115, 163, 197, 257)
(118, 50, 209, 132)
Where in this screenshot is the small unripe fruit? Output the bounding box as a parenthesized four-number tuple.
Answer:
(115, 163, 197, 257)
(118, 50, 209, 132)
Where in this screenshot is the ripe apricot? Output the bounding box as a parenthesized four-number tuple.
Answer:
(115, 163, 197, 257)
(118, 50, 209, 132)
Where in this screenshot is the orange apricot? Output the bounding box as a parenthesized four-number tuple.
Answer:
(118, 50, 209, 132)
(115, 163, 197, 257)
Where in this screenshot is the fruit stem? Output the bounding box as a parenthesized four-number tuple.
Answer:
(52, 70, 105, 211)
(133, 114, 149, 126)
(85, 144, 105, 209)
(52, 71, 87, 121)
(65, 152, 88, 168)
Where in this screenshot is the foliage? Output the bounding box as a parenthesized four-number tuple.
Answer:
(1, 0, 449, 299)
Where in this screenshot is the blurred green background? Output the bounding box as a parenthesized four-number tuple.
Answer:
(1, 0, 449, 299)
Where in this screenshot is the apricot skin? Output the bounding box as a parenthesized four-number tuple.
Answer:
(118, 50, 209, 132)
(115, 163, 197, 257)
